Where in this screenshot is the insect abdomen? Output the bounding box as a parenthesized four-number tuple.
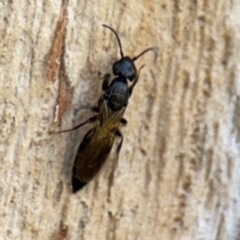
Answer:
(71, 129, 114, 193)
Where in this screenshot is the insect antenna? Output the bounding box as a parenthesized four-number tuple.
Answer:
(102, 24, 124, 58)
(132, 47, 158, 62)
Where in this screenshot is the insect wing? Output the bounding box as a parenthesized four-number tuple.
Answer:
(72, 101, 125, 192)
(72, 128, 114, 182)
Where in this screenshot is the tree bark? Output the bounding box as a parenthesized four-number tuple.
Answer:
(1, 0, 240, 240)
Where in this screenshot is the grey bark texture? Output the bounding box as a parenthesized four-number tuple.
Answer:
(1, 0, 240, 240)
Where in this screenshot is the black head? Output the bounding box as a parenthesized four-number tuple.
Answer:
(102, 24, 157, 81)
(112, 56, 136, 81)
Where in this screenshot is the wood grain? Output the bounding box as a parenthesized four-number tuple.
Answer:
(0, 0, 240, 239)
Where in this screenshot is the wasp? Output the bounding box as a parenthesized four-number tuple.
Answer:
(54, 25, 157, 193)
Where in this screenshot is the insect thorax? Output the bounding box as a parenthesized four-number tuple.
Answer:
(106, 76, 129, 112)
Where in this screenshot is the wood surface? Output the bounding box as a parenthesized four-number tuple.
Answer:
(0, 0, 240, 239)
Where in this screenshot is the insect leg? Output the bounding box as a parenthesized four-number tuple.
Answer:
(50, 115, 97, 134)
(129, 65, 145, 97)
(91, 106, 99, 112)
(102, 73, 111, 91)
(115, 130, 124, 153)
(90, 93, 105, 113)
(121, 118, 127, 125)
